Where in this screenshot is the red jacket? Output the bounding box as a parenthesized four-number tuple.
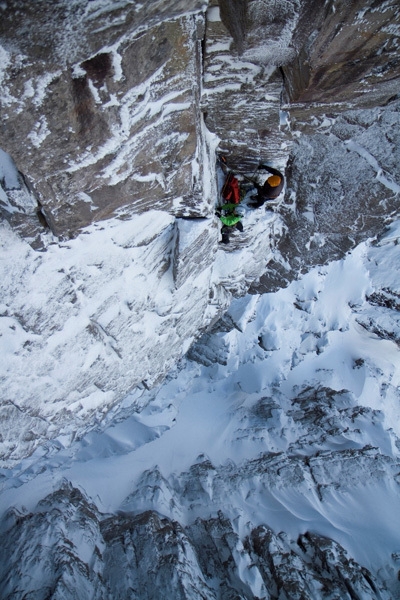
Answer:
(222, 173, 240, 204)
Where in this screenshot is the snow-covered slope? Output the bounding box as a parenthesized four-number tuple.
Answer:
(0, 171, 285, 465)
(1, 222, 399, 598)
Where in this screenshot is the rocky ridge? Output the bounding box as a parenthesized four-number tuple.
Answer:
(0, 482, 393, 599)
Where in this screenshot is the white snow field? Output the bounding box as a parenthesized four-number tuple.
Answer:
(1, 218, 399, 594)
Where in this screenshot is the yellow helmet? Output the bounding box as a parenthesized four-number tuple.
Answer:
(267, 175, 281, 187)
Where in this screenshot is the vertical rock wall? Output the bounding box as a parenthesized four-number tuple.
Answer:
(0, 1, 209, 239)
(282, 0, 400, 109)
(202, 0, 293, 171)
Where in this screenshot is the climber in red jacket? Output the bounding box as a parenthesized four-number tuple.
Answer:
(222, 172, 240, 204)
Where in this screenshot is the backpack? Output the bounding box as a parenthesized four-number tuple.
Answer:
(222, 173, 240, 204)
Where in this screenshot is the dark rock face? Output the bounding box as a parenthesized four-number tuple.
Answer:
(1, 2, 207, 239)
(246, 527, 386, 600)
(0, 0, 207, 65)
(1, 0, 399, 258)
(282, 0, 400, 110)
(266, 0, 400, 289)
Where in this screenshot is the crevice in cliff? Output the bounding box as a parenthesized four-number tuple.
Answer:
(36, 200, 51, 230)
(218, 0, 248, 55)
(0, 148, 52, 246)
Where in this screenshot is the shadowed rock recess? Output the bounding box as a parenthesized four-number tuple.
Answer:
(1, 0, 400, 598)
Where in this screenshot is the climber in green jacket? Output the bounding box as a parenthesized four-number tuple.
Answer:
(216, 202, 243, 244)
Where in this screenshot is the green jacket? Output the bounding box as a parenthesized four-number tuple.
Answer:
(220, 213, 242, 227)
(219, 203, 242, 227)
